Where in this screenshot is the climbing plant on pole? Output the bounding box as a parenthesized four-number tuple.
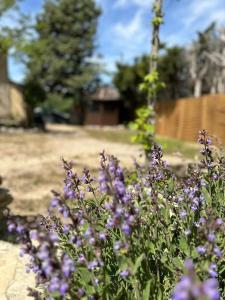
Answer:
(130, 0, 165, 157)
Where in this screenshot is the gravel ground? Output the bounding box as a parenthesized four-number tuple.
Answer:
(1, 124, 141, 215)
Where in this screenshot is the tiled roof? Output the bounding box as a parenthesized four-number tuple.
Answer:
(88, 86, 120, 101)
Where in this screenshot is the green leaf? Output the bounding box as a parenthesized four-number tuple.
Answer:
(133, 253, 145, 274)
(143, 280, 151, 300)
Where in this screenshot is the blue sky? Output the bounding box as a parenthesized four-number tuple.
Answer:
(4, 0, 225, 83)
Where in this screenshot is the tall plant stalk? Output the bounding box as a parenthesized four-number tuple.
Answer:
(148, 0, 164, 107)
(130, 0, 164, 158)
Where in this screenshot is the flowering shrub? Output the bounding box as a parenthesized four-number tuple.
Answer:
(8, 130, 225, 299)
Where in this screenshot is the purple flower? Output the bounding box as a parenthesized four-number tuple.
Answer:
(42, 260, 53, 276)
(120, 269, 130, 279)
(208, 263, 218, 278)
(89, 237, 95, 245)
(84, 227, 92, 238)
(88, 260, 98, 270)
(77, 254, 86, 265)
(77, 288, 85, 297)
(113, 241, 122, 251)
(30, 230, 38, 240)
(213, 246, 221, 258)
(172, 276, 192, 300)
(63, 224, 71, 233)
(99, 232, 106, 241)
(16, 224, 25, 234)
(37, 244, 50, 260)
(215, 218, 223, 226)
(62, 255, 75, 277)
(202, 278, 220, 300)
(48, 277, 60, 292)
(60, 282, 69, 295)
(50, 198, 59, 208)
(197, 246, 206, 255)
(122, 223, 131, 235)
(114, 179, 126, 197)
(8, 222, 16, 232)
(179, 211, 187, 218)
(207, 233, 216, 243)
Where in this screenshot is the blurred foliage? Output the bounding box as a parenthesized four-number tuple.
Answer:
(40, 93, 74, 113)
(129, 106, 155, 155)
(0, 0, 16, 15)
(0, 0, 101, 113)
(24, 0, 101, 111)
(113, 47, 192, 121)
(113, 47, 191, 122)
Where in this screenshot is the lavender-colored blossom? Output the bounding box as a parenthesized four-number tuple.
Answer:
(179, 211, 187, 218)
(213, 246, 221, 258)
(50, 198, 59, 208)
(30, 230, 38, 240)
(202, 278, 220, 300)
(122, 223, 131, 235)
(208, 263, 218, 278)
(113, 241, 122, 251)
(172, 276, 192, 300)
(197, 246, 206, 255)
(16, 224, 25, 234)
(88, 260, 98, 271)
(99, 232, 106, 241)
(77, 254, 86, 265)
(207, 233, 216, 243)
(84, 227, 92, 238)
(89, 237, 95, 245)
(7, 222, 16, 232)
(77, 288, 85, 298)
(120, 269, 130, 279)
(60, 282, 69, 295)
(62, 255, 75, 278)
(215, 218, 223, 226)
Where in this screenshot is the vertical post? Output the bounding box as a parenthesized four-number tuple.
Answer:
(0, 52, 8, 83)
(148, 0, 164, 107)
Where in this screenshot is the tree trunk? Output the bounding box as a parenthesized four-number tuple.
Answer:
(194, 79, 202, 98)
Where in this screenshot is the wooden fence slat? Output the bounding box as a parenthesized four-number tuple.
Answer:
(156, 94, 225, 145)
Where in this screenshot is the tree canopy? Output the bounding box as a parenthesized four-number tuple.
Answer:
(23, 0, 101, 111)
(113, 46, 190, 122)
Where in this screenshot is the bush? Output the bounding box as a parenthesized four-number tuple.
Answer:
(8, 130, 225, 299)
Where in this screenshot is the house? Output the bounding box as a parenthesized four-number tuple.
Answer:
(0, 53, 28, 126)
(85, 86, 121, 126)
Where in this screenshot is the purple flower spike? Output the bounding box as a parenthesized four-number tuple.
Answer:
(202, 278, 220, 300)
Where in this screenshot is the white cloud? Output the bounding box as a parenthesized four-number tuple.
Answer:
(113, 10, 147, 42)
(183, 0, 225, 28)
(114, 0, 153, 9)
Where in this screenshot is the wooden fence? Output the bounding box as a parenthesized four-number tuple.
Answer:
(156, 94, 225, 145)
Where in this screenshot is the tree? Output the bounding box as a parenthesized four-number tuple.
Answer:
(0, 0, 17, 16)
(113, 56, 149, 122)
(158, 47, 191, 100)
(113, 46, 190, 121)
(187, 23, 216, 97)
(24, 0, 101, 114)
